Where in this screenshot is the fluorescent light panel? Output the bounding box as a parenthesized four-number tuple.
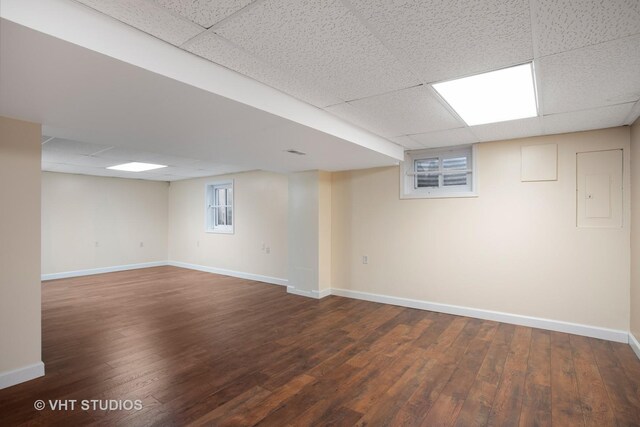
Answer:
(433, 63, 538, 126)
(107, 162, 167, 172)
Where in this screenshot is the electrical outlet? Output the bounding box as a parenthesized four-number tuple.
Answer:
(140, 242, 144, 248)
(362, 255, 368, 264)
(265, 247, 270, 254)
(95, 241, 99, 248)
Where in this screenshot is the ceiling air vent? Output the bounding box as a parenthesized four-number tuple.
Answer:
(285, 149, 306, 155)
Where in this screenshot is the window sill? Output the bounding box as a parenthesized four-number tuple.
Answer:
(206, 229, 235, 234)
(400, 192, 478, 200)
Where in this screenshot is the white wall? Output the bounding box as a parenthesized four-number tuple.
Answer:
(332, 127, 631, 332)
(631, 118, 640, 340)
(0, 116, 43, 385)
(41, 172, 169, 275)
(168, 170, 288, 281)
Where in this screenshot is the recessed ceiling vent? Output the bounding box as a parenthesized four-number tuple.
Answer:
(285, 149, 306, 155)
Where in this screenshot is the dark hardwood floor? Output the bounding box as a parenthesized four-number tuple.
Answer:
(1, 266, 639, 426)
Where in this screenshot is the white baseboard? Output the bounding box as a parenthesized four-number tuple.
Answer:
(39, 261, 632, 346)
(630, 332, 640, 359)
(330, 288, 629, 343)
(41, 261, 168, 281)
(286, 286, 331, 299)
(168, 261, 288, 287)
(0, 362, 45, 390)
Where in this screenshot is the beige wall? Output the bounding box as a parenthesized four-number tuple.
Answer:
(0, 117, 42, 374)
(332, 127, 631, 331)
(41, 172, 169, 275)
(318, 171, 332, 292)
(631, 118, 640, 339)
(288, 171, 320, 291)
(169, 170, 288, 280)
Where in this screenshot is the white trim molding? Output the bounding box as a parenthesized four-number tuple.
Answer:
(168, 261, 287, 287)
(0, 362, 45, 390)
(330, 288, 629, 343)
(41, 261, 168, 281)
(630, 333, 640, 360)
(286, 286, 331, 299)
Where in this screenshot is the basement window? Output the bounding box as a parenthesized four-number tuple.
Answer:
(401, 145, 477, 199)
(206, 180, 234, 233)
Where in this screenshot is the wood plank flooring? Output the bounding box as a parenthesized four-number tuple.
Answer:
(1, 266, 639, 426)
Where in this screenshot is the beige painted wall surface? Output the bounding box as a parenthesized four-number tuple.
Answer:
(288, 171, 319, 291)
(0, 117, 42, 373)
(169, 170, 288, 280)
(332, 127, 631, 331)
(41, 172, 169, 274)
(631, 118, 640, 339)
(318, 171, 332, 292)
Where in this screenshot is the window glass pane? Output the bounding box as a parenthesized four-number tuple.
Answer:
(442, 156, 467, 170)
(226, 207, 232, 226)
(415, 158, 439, 188)
(416, 174, 439, 188)
(415, 158, 439, 172)
(443, 173, 468, 186)
(216, 206, 226, 226)
(226, 188, 233, 206)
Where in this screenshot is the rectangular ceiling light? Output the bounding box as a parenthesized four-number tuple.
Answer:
(107, 162, 167, 172)
(433, 63, 538, 126)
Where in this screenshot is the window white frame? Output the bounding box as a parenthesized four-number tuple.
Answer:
(205, 180, 234, 234)
(400, 145, 477, 199)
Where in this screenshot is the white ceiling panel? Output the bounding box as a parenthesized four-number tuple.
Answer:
(42, 137, 112, 155)
(347, 0, 533, 84)
(534, 0, 640, 57)
(325, 102, 398, 138)
(185, 32, 341, 107)
(470, 116, 543, 142)
(543, 103, 634, 136)
(409, 127, 480, 149)
(42, 163, 116, 177)
(215, 0, 419, 101)
(152, 0, 254, 28)
(42, 151, 117, 168)
(540, 35, 640, 114)
(75, 0, 205, 46)
(388, 136, 423, 150)
(329, 86, 463, 137)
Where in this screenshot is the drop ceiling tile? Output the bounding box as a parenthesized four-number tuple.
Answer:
(76, 0, 205, 46)
(42, 138, 113, 156)
(42, 163, 114, 177)
(215, 0, 419, 100)
(388, 136, 423, 150)
(94, 147, 155, 162)
(470, 116, 543, 142)
(150, 166, 213, 177)
(152, 0, 254, 28)
(347, 0, 532, 83)
(185, 32, 341, 107)
(42, 151, 118, 168)
(327, 86, 463, 137)
(325, 102, 395, 137)
(534, 0, 640, 56)
(540, 35, 640, 114)
(41, 162, 70, 173)
(409, 127, 479, 149)
(543, 103, 634, 136)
